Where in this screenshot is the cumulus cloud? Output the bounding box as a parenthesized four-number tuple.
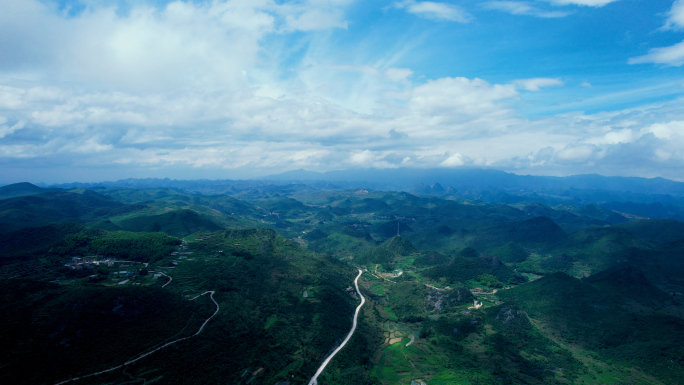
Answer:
(583, 128, 634, 145)
(0, 73, 523, 175)
(496, 110, 684, 180)
(513, 78, 564, 91)
(350, 150, 376, 165)
(0, 0, 354, 92)
(440, 153, 466, 167)
(629, 41, 684, 66)
(2, 0, 684, 183)
(5, 75, 684, 181)
(642, 121, 684, 140)
(392, 1, 472, 22)
(482, 1, 571, 18)
(402, 77, 518, 130)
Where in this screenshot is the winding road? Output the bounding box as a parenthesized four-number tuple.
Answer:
(154, 271, 173, 288)
(308, 269, 366, 385)
(54, 291, 219, 385)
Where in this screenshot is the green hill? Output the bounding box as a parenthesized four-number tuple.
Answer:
(617, 218, 684, 246)
(569, 204, 629, 225)
(382, 281, 473, 320)
(486, 216, 567, 245)
(349, 198, 392, 213)
(0, 281, 198, 385)
(556, 226, 642, 274)
(1, 229, 377, 385)
(100, 187, 193, 203)
(0, 182, 53, 199)
(372, 220, 414, 239)
(498, 273, 684, 384)
(425, 254, 526, 286)
(481, 303, 584, 384)
(3, 181, 684, 384)
(413, 251, 450, 266)
(0, 223, 86, 262)
(583, 264, 670, 306)
(0, 190, 142, 233)
(115, 209, 223, 237)
(0, 224, 180, 268)
(357, 235, 417, 264)
(491, 242, 530, 263)
(258, 197, 308, 214)
(444, 216, 568, 255)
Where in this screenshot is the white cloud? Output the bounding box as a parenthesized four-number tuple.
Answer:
(482, 2, 571, 18)
(513, 78, 564, 91)
(642, 121, 684, 140)
(350, 150, 376, 165)
(629, 40, 684, 66)
(541, 0, 621, 6)
(556, 145, 597, 161)
(288, 149, 329, 164)
(440, 153, 465, 167)
(664, 0, 684, 30)
(0, 119, 23, 139)
(5, 77, 684, 180)
(404, 77, 518, 120)
(494, 105, 684, 180)
(0, 0, 353, 93)
(583, 128, 633, 145)
(385, 68, 414, 82)
(283, 8, 348, 31)
(392, 1, 472, 22)
(62, 137, 113, 154)
(3, 1, 684, 183)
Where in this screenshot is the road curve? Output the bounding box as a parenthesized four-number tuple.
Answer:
(153, 271, 173, 288)
(54, 291, 219, 385)
(308, 269, 366, 385)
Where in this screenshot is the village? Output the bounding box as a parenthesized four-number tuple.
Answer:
(60, 241, 195, 287)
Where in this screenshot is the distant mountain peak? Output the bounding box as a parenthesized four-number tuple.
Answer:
(0, 182, 50, 199)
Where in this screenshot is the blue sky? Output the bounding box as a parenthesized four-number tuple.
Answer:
(2, 0, 684, 183)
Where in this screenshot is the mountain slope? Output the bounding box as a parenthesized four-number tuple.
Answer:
(0, 190, 141, 233)
(0, 182, 55, 199)
(498, 273, 684, 384)
(114, 209, 223, 238)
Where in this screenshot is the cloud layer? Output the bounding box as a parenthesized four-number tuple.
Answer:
(1, 0, 683, 183)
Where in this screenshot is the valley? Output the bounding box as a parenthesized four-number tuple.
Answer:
(0, 179, 683, 384)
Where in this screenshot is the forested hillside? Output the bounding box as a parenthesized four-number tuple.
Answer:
(1, 180, 682, 385)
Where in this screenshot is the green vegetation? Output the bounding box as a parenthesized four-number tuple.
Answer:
(114, 209, 223, 237)
(491, 242, 529, 263)
(499, 273, 684, 384)
(0, 280, 198, 384)
(1, 182, 684, 385)
(425, 254, 526, 286)
(357, 236, 418, 265)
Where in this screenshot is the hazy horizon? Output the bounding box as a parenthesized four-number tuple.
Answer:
(4, 166, 684, 188)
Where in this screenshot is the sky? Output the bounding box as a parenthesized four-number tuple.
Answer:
(2, 0, 684, 183)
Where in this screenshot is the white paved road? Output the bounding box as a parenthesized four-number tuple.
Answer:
(54, 291, 219, 385)
(308, 269, 366, 385)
